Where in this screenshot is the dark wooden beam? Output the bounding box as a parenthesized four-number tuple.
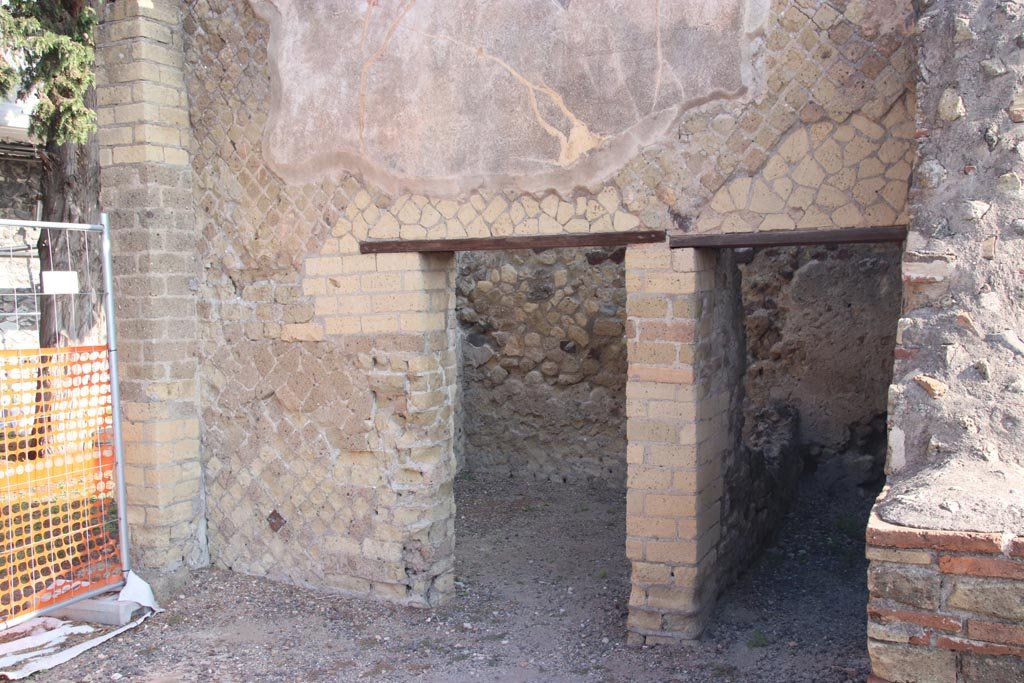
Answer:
(360, 230, 666, 254)
(669, 225, 907, 250)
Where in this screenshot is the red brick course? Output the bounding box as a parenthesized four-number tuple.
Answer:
(867, 512, 1024, 680)
(868, 605, 962, 633)
(939, 555, 1024, 580)
(908, 633, 930, 646)
(935, 635, 1024, 658)
(866, 514, 1004, 554)
(967, 620, 1024, 647)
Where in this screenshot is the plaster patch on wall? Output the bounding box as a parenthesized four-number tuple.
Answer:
(888, 426, 905, 474)
(250, 0, 767, 195)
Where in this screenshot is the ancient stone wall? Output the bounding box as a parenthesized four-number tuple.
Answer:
(338, 0, 919, 245)
(882, 0, 1024, 522)
(0, 157, 39, 220)
(741, 244, 901, 466)
(456, 248, 627, 484)
(708, 243, 903, 601)
(169, 0, 920, 623)
(184, 0, 457, 606)
(867, 0, 1024, 678)
(92, 1, 1024, 674)
(866, 503, 1024, 682)
(455, 239, 902, 570)
(0, 158, 41, 349)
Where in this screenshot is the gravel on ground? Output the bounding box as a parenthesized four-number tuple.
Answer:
(32, 467, 880, 682)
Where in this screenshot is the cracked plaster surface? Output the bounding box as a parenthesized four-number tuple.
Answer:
(250, 0, 769, 195)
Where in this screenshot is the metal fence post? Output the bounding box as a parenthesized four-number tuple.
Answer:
(101, 213, 132, 575)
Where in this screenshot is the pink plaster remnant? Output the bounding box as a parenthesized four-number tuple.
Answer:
(250, 0, 768, 195)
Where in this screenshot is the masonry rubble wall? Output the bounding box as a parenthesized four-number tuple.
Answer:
(88, 0, 921, 632)
(882, 0, 1024, 519)
(455, 241, 902, 591)
(866, 504, 1024, 682)
(0, 157, 39, 220)
(455, 240, 902, 489)
(867, 0, 1024, 678)
(0, 157, 42, 349)
(741, 244, 902, 457)
(456, 247, 627, 485)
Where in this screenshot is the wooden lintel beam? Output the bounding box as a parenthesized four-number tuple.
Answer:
(669, 225, 907, 250)
(359, 230, 666, 254)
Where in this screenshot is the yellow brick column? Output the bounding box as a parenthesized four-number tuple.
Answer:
(95, 0, 208, 589)
(624, 244, 725, 644)
(300, 234, 459, 605)
(360, 252, 459, 606)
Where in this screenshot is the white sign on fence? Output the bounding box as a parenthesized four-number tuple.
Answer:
(41, 271, 80, 295)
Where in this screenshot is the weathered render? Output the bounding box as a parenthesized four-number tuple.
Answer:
(250, 0, 768, 195)
(80, 0, 1023, 677)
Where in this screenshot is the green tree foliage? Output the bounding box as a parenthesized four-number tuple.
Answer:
(0, 1, 98, 146)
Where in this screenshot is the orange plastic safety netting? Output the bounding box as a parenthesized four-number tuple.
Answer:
(0, 345, 121, 625)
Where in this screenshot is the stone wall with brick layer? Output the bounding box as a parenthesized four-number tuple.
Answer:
(183, 0, 459, 603)
(455, 247, 628, 485)
(867, 0, 1024, 676)
(866, 502, 1024, 682)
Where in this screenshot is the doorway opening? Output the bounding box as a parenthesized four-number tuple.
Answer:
(707, 241, 903, 677)
(452, 244, 632, 653)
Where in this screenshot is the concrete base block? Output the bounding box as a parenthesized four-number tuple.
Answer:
(52, 594, 142, 626)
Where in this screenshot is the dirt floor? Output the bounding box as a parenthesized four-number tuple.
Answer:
(33, 468, 880, 682)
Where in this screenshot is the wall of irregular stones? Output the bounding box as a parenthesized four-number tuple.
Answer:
(741, 243, 902, 474)
(709, 243, 903, 592)
(456, 247, 627, 484)
(880, 0, 1024, 530)
(0, 157, 39, 220)
(454, 241, 903, 490)
(453, 239, 902, 627)
(867, 1, 1024, 679)
(0, 157, 41, 349)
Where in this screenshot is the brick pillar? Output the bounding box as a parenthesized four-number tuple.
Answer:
(361, 252, 458, 606)
(624, 243, 731, 644)
(300, 234, 458, 605)
(95, 0, 207, 588)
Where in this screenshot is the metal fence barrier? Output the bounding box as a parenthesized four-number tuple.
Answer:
(0, 215, 129, 629)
